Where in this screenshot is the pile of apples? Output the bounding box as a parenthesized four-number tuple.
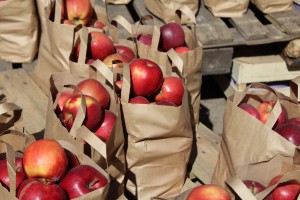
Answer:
(138, 22, 190, 54)
(241, 175, 300, 200)
(127, 58, 184, 106)
(50, 0, 105, 29)
(0, 139, 108, 199)
(238, 100, 300, 146)
(57, 78, 116, 142)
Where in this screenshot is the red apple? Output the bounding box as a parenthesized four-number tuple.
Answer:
(62, 19, 74, 25)
(137, 34, 153, 48)
(93, 110, 117, 142)
(65, 0, 92, 25)
(59, 165, 108, 199)
(0, 157, 26, 190)
(160, 22, 185, 52)
(257, 101, 288, 127)
(129, 96, 150, 104)
(17, 178, 68, 200)
(88, 19, 105, 29)
(286, 117, 300, 126)
(74, 78, 110, 109)
(87, 32, 116, 61)
(64, 148, 80, 170)
(115, 45, 136, 61)
(129, 58, 163, 97)
(62, 94, 103, 131)
(175, 46, 190, 54)
(103, 53, 131, 69)
(155, 77, 184, 106)
(238, 103, 261, 120)
(243, 180, 266, 195)
(23, 139, 68, 183)
(56, 91, 74, 114)
(268, 175, 300, 200)
(187, 184, 231, 200)
(273, 123, 300, 146)
(156, 99, 177, 106)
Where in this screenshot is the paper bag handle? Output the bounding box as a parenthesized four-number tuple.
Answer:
(110, 15, 133, 44)
(0, 129, 36, 149)
(120, 63, 131, 103)
(135, 15, 161, 51)
(233, 82, 283, 128)
(0, 140, 17, 197)
(289, 76, 300, 103)
(0, 103, 22, 116)
(174, 5, 197, 25)
(167, 48, 184, 77)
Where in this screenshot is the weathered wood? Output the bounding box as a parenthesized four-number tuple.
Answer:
(202, 47, 234, 75)
(230, 9, 269, 40)
(232, 55, 300, 84)
(266, 7, 300, 35)
(0, 69, 48, 136)
(196, 5, 233, 45)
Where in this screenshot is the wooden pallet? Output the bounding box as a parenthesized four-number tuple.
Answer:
(131, 0, 300, 75)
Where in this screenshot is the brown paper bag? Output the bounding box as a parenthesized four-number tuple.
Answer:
(33, 0, 108, 94)
(0, 129, 110, 200)
(144, 0, 199, 24)
(69, 16, 136, 77)
(204, 0, 250, 17)
(44, 68, 126, 199)
(0, 0, 39, 63)
(226, 161, 300, 200)
(121, 59, 193, 199)
(0, 99, 23, 133)
(251, 0, 293, 13)
(211, 79, 300, 196)
(134, 8, 203, 129)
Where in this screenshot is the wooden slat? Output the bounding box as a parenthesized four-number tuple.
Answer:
(0, 69, 48, 136)
(266, 7, 300, 35)
(230, 10, 269, 40)
(196, 5, 233, 45)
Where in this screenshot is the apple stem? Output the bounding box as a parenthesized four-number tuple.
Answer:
(89, 179, 99, 189)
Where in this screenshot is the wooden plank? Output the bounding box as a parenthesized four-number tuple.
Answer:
(189, 123, 221, 185)
(0, 69, 48, 137)
(230, 9, 269, 40)
(266, 7, 300, 35)
(231, 55, 300, 84)
(202, 47, 234, 75)
(196, 5, 233, 45)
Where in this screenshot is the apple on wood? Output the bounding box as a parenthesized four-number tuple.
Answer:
(17, 178, 68, 200)
(186, 184, 231, 200)
(59, 165, 108, 199)
(65, 0, 92, 25)
(62, 94, 103, 131)
(22, 139, 68, 183)
(159, 22, 185, 52)
(273, 123, 300, 146)
(87, 32, 116, 61)
(155, 77, 184, 106)
(129, 96, 150, 104)
(129, 58, 163, 97)
(0, 157, 26, 190)
(93, 110, 117, 142)
(73, 78, 110, 109)
(238, 103, 261, 120)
